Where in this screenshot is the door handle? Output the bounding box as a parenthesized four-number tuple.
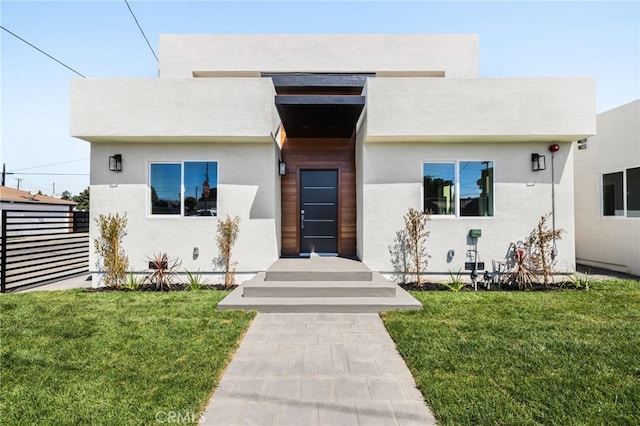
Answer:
(300, 210, 305, 229)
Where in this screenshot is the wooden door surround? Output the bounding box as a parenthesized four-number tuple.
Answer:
(280, 136, 357, 257)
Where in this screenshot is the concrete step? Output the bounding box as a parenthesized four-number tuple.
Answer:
(264, 257, 373, 282)
(242, 273, 396, 298)
(218, 285, 422, 313)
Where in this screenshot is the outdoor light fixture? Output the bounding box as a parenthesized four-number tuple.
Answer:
(109, 154, 122, 172)
(279, 161, 286, 176)
(531, 153, 546, 171)
(549, 144, 560, 153)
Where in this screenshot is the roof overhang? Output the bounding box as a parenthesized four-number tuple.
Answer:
(275, 95, 365, 138)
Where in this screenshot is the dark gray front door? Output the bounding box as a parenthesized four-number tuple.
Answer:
(300, 170, 338, 254)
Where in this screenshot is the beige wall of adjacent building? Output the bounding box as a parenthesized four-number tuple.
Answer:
(574, 100, 640, 276)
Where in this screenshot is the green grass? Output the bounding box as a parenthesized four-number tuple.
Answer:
(1, 290, 255, 425)
(382, 279, 640, 425)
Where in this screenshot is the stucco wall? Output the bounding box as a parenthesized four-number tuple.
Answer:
(366, 77, 596, 142)
(89, 142, 280, 285)
(159, 34, 479, 78)
(574, 100, 640, 275)
(71, 78, 279, 142)
(359, 141, 577, 279)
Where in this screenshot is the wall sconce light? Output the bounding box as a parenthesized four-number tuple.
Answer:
(531, 153, 546, 171)
(279, 161, 286, 176)
(109, 154, 122, 172)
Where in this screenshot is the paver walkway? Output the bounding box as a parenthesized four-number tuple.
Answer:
(202, 313, 436, 425)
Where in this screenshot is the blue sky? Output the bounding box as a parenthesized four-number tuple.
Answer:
(1, 0, 638, 196)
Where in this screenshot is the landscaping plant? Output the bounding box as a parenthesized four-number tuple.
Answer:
(527, 213, 563, 287)
(122, 271, 143, 290)
(403, 208, 431, 288)
(146, 252, 181, 291)
(215, 215, 240, 289)
(184, 270, 208, 291)
(93, 213, 129, 287)
(444, 269, 468, 292)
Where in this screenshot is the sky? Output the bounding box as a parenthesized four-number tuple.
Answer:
(1, 0, 639, 197)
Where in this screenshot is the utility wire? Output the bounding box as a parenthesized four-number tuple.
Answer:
(0, 25, 86, 78)
(12, 172, 89, 176)
(124, 0, 158, 62)
(11, 157, 90, 172)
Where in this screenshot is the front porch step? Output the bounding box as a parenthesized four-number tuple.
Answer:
(217, 289, 423, 313)
(264, 258, 373, 282)
(242, 272, 396, 298)
(217, 257, 423, 313)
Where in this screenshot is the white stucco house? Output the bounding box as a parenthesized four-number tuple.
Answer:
(70, 34, 595, 284)
(574, 100, 640, 276)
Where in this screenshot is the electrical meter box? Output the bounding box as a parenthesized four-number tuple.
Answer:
(469, 229, 482, 238)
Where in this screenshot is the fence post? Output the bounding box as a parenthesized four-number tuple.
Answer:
(1, 210, 7, 292)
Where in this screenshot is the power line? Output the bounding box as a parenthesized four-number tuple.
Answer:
(0, 25, 86, 78)
(124, 0, 158, 62)
(188, 1, 204, 32)
(10, 157, 90, 172)
(12, 172, 89, 176)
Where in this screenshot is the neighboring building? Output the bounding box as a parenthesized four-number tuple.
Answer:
(0, 186, 77, 237)
(574, 100, 640, 276)
(70, 34, 595, 283)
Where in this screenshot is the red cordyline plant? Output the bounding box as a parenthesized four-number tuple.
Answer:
(146, 252, 181, 291)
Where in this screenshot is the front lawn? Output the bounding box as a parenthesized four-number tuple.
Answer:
(382, 279, 640, 425)
(0, 290, 255, 425)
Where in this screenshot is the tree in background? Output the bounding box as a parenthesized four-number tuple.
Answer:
(72, 187, 90, 211)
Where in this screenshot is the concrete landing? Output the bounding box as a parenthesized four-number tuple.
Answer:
(218, 258, 422, 313)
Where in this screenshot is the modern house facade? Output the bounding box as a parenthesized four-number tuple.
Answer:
(71, 34, 595, 284)
(574, 100, 640, 276)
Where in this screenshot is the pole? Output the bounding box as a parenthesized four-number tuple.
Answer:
(15, 178, 23, 190)
(551, 151, 558, 257)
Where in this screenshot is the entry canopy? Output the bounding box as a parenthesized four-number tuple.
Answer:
(266, 73, 370, 139)
(275, 95, 365, 138)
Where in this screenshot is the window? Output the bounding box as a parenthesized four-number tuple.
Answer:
(150, 161, 217, 216)
(627, 167, 640, 218)
(423, 161, 494, 217)
(602, 172, 623, 216)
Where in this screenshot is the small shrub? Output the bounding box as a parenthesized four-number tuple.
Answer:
(215, 215, 240, 289)
(444, 270, 468, 292)
(184, 270, 208, 291)
(93, 213, 129, 287)
(122, 272, 143, 290)
(569, 271, 592, 290)
(403, 208, 431, 288)
(146, 253, 181, 291)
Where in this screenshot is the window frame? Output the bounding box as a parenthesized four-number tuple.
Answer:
(422, 159, 495, 218)
(148, 160, 218, 218)
(600, 166, 640, 219)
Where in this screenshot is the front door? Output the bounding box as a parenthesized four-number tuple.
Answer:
(300, 169, 338, 254)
